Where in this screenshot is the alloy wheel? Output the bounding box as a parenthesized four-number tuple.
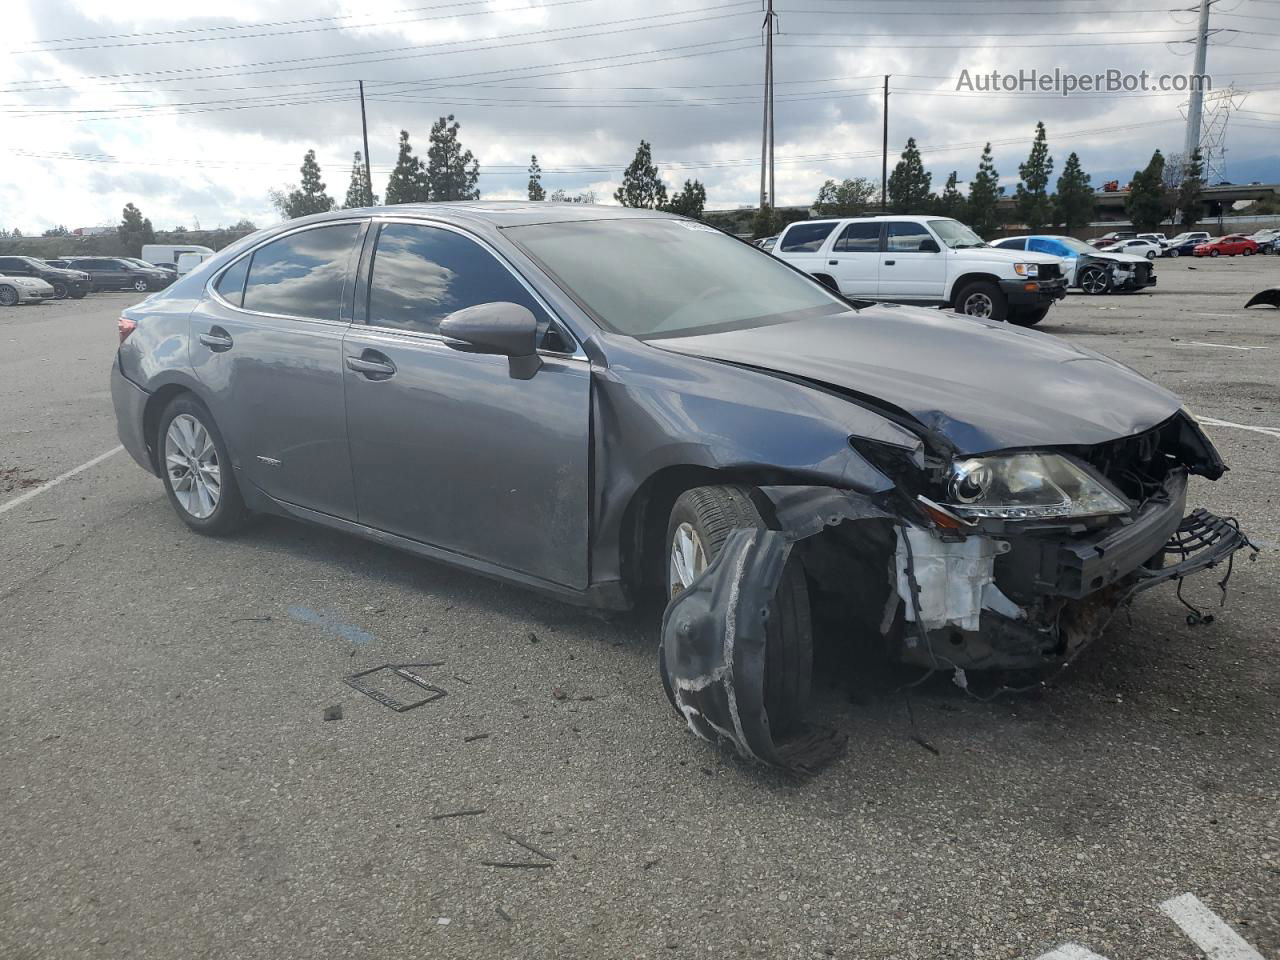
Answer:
(133, 278, 149, 291)
(1080, 268, 1109, 294)
(668, 521, 708, 598)
(164, 414, 222, 519)
(0, 286, 17, 307)
(962, 292, 994, 318)
(52, 283, 68, 299)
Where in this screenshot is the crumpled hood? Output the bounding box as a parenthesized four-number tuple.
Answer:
(647, 304, 1183, 454)
(1087, 251, 1150, 266)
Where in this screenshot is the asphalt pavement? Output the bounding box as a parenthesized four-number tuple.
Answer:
(1, 259, 1277, 960)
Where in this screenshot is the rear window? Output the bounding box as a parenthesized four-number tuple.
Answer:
(242, 223, 360, 321)
(779, 221, 838, 253)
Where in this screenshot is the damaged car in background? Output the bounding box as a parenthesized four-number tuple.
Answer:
(110, 204, 1252, 775)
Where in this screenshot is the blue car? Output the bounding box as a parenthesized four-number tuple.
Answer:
(993, 235, 1157, 294)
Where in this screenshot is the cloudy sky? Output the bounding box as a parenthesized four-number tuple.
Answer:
(1, 0, 1277, 232)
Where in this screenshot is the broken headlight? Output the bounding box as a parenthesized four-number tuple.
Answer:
(945, 453, 1129, 520)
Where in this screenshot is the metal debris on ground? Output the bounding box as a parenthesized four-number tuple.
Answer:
(499, 830, 557, 862)
(322, 704, 343, 721)
(463, 733, 490, 743)
(431, 808, 486, 820)
(1244, 287, 1280, 308)
(343, 662, 447, 712)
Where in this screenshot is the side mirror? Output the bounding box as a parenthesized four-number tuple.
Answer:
(919, 238, 941, 253)
(438, 301, 543, 380)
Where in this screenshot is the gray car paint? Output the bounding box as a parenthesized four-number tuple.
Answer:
(111, 202, 1206, 608)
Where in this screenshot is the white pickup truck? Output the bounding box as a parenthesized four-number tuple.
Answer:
(771, 215, 1068, 326)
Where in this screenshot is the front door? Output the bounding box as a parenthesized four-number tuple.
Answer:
(825, 221, 881, 297)
(189, 220, 366, 520)
(879, 221, 947, 300)
(342, 220, 591, 589)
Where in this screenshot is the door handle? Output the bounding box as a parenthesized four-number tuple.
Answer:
(198, 329, 233, 351)
(884, 260, 896, 266)
(345, 354, 396, 379)
(828, 260, 839, 265)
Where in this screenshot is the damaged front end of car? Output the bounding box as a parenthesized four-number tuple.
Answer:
(659, 409, 1254, 774)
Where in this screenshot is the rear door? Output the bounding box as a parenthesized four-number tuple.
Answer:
(190, 220, 366, 519)
(341, 219, 591, 588)
(878, 221, 946, 300)
(825, 221, 881, 296)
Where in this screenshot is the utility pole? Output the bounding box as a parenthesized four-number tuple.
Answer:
(881, 75, 890, 213)
(1182, 0, 1211, 169)
(759, 0, 776, 215)
(358, 80, 373, 207)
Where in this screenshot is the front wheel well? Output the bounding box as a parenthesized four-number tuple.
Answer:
(619, 464, 796, 602)
(142, 384, 195, 473)
(947, 272, 1003, 306)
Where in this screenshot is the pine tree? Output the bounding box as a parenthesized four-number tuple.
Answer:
(424, 115, 480, 201)
(887, 137, 932, 214)
(385, 130, 427, 205)
(1125, 149, 1167, 232)
(813, 177, 876, 217)
(278, 150, 335, 219)
(934, 172, 966, 219)
(1177, 149, 1204, 227)
(1013, 121, 1054, 230)
(663, 179, 707, 218)
(527, 155, 545, 201)
(1053, 151, 1093, 231)
(118, 203, 156, 257)
(614, 140, 668, 209)
(967, 142, 1002, 238)
(343, 151, 378, 208)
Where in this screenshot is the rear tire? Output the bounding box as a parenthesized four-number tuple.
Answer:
(1008, 305, 1051, 327)
(157, 394, 250, 536)
(666, 485, 813, 735)
(1242, 247, 1253, 256)
(953, 280, 1007, 321)
(132, 278, 150, 292)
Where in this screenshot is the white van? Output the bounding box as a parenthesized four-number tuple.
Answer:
(141, 244, 215, 272)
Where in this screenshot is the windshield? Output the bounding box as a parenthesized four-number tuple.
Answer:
(928, 219, 986, 249)
(1052, 237, 1095, 255)
(506, 218, 848, 338)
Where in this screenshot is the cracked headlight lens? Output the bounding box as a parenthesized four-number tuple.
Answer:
(945, 453, 1129, 520)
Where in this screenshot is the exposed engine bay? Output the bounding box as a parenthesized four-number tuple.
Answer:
(659, 410, 1254, 775)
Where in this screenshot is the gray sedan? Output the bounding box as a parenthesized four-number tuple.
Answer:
(111, 203, 1250, 770)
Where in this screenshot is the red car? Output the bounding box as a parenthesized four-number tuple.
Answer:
(1193, 235, 1260, 257)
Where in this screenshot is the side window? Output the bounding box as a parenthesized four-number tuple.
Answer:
(832, 222, 881, 253)
(778, 222, 838, 253)
(366, 222, 550, 337)
(214, 257, 250, 307)
(1002, 237, 1028, 251)
(1026, 238, 1054, 256)
(0, 258, 22, 271)
(242, 223, 361, 321)
(885, 221, 936, 252)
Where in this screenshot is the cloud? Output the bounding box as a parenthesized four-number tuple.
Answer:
(0, 0, 1275, 232)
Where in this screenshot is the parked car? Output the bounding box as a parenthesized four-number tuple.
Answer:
(1164, 232, 1211, 257)
(991, 235, 1156, 294)
(140, 243, 214, 273)
(0, 273, 55, 306)
(64, 257, 174, 292)
(1097, 238, 1161, 261)
(1136, 232, 1169, 251)
(109, 203, 1250, 766)
(1087, 231, 1136, 246)
(1193, 235, 1259, 257)
(0, 255, 91, 299)
(1247, 228, 1279, 254)
(755, 235, 778, 253)
(771, 215, 1066, 326)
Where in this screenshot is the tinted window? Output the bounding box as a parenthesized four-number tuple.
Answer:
(829, 222, 880, 253)
(833, 222, 881, 253)
(0, 257, 24, 271)
(243, 223, 360, 321)
(215, 257, 250, 307)
(885, 221, 936, 252)
(999, 237, 1027, 251)
(367, 223, 547, 335)
(1028, 238, 1069, 257)
(779, 221, 838, 253)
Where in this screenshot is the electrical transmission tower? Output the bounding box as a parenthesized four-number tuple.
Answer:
(1192, 86, 1248, 182)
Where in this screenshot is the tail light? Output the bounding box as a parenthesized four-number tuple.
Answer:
(118, 316, 137, 343)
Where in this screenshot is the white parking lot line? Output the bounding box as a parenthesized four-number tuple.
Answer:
(1036, 944, 1112, 960)
(1172, 341, 1267, 352)
(1160, 893, 1264, 960)
(0, 445, 123, 517)
(1197, 416, 1280, 440)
